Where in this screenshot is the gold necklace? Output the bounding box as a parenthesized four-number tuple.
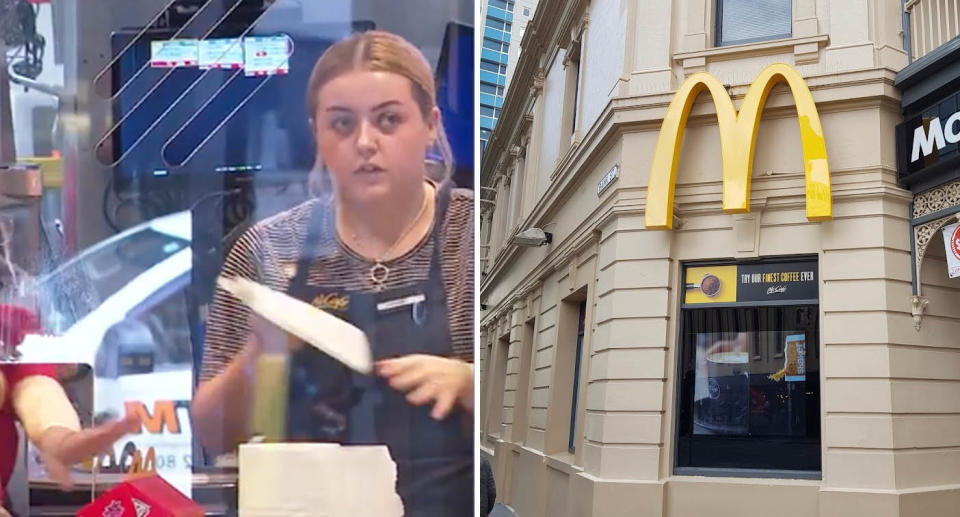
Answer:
(340, 186, 432, 291)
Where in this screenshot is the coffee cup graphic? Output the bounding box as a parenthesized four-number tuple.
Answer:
(696, 350, 750, 434)
(686, 273, 722, 297)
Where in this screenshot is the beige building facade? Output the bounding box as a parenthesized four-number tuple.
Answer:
(478, 1, 960, 516)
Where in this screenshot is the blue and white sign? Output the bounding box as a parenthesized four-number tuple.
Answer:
(597, 165, 619, 196)
(243, 35, 291, 76)
(150, 39, 199, 68)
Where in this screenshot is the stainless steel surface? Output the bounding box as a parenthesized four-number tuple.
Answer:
(0, 42, 16, 164)
(7, 68, 64, 99)
(56, 0, 157, 251)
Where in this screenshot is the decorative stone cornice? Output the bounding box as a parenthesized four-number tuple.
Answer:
(518, 280, 542, 300)
(572, 229, 601, 259)
(521, 113, 534, 131)
(530, 69, 545, 97)
(520, 114, 534, 147)
(482, 0, 590, 192)
(569, 10, 589, 45)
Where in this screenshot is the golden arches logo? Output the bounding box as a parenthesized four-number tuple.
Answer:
(644, 63, 832, 230)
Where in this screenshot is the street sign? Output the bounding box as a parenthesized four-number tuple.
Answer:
(597, 165, 619, 196)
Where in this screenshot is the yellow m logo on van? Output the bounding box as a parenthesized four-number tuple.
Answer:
(645, 63, 832, 230)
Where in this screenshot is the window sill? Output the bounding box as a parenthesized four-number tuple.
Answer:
(544, 452, 582, 475)
(479, 444, 495, 457)
(548, 136, 581, 183)
(673, 34, 829, 72)
(673, 467, 821, 481)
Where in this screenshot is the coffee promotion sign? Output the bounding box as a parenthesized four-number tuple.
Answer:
(684, 261, 818, 305)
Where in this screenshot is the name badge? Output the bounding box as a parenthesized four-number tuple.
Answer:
(377, 294, 426, 312)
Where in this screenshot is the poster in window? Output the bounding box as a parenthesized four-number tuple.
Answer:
(684, 262, 817, 305)
(735, 262, 818, 303)
(693, 330, 810, 436)
(684, 266, 738, 304)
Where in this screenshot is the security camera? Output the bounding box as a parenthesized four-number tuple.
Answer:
(480, 303, 488, 311)
(512, 227, 553, 247)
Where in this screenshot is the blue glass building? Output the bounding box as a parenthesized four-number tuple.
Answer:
(479, 0, 514, 155)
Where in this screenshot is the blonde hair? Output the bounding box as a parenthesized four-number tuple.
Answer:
(306, 30, 453, 196)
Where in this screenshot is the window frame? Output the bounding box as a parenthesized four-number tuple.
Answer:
(672, 257, 822, 479)
(568, 300, 587, 452)
(483, 37, 509, 53)
(480, 58, 506, 74)
(485, 334, 511, 437)
(486, 17, 507, 32)
(569, 50, 580, 136)
(479, 81, 501, 95)
(714, 0, 792, 47)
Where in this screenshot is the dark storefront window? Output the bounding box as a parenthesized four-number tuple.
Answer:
(569, 300, 586, 452)
(675, 259, 821, 475)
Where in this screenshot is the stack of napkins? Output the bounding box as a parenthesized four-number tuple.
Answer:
(238, 443, 404, 517)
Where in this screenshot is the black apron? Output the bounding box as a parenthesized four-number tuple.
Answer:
(284, 181, 473, 516)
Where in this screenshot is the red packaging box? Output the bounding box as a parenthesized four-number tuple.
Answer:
(77, 474, 203, 517)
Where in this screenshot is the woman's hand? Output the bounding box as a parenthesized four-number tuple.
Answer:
(36, 414, 141, 489)
(376, 355, 473, 420)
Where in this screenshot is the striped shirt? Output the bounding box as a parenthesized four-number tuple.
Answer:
(200, 184, 474, 381)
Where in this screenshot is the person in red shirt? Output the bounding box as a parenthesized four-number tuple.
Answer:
(0, 304, 139, 514)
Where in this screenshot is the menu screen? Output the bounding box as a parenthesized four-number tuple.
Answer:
(243, 35, 291, 76)
(150, 39, 199, 68)
(198, 38, 244, 69)
(148, 35, 291, 76)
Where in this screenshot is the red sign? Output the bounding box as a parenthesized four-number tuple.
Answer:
(943, 222, 960, 279)
(951, 224, 960, 260)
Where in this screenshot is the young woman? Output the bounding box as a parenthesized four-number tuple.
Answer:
(191, 30, 474, 515)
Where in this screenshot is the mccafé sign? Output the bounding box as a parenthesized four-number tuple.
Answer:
(645, 63, 832, 229)
(895, 88, 960, 184)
